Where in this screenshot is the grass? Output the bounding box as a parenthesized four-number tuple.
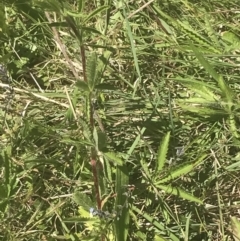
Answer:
(1, 0, 240, 240)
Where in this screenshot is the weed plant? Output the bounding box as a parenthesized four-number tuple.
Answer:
(1, 0, 240, 240)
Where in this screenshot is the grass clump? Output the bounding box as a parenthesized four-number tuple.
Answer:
(1, 0, 240, 240)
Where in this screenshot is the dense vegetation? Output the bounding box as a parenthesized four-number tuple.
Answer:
(1, 0, 240, 240)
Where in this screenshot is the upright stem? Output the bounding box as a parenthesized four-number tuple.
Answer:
(65, 15, 102, 208)
(65, 13, 104, 241)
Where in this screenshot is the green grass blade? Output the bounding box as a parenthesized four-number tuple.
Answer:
(132, 205, 180, 241)
(184, 213, 191, 241)
(83, 5, 109, 24)
(175, 77, 219, 101)
(103, 152, 123, 166)
(156, 131, 170, 173)
(125, 127, 146, 161)
(140, 158, 151, 180)
(230, 216, 240, 241)
(86, 52, 98, 91)
(156, 184, 203, 204)
(114, 165, 129, 241)
(190, 43, 234, 104)
(156, 154, 207, 184)
(122, 5, 141, 97)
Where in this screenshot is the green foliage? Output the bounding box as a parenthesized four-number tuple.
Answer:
(114, 165, 129, 241)
(156, 131, 171, 172)
(87, 52, 100, 91)
(231, 216, 240, 241)
(1, 0, 240, 241)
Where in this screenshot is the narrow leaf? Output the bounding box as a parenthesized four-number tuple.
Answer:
(176, 78, 219, 101)
(156, 154, 207, 184)
(230, 216, 240, 241)
(190, 43, 220, 80)
(140, 159, 151, 180)
(115, 165, 129, 241)
(190, 43, 234, 103)
(73, 191, 95, 211)
(156, 131, 170, 172)
(156, 184, 203, 204)
(103, 152, 123, 166)
(132, 205, 180, 241)
(125, 127, 146, 161)
(83, 6, 109, 24)
(86, 52, 98, 90)
(123, 7, 141, 97)
(76, 80, 89, 91)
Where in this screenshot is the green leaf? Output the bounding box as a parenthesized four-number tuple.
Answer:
(95, 83, 117, 90)
(83, 6, 109, 24)
(177, 20, 219, 53)
(0, 7, 8, 33)
(156, 131, 170, 172)
(97, 131, 107, 151)
(222, 31, 240, 47)
(154, 234, 169, 241)
(35, 0, 63, 13)
(76, 80, 89, 91)
(86, 52, 98, 90)
(176, 78, 219, 101)
(115, 165, 129, 241)
(218, 75, 234, 107)
(140, 159, 151, 180)
(103, 152, 123, 166)
(230, 216, 240, 241)
(156, 184, 203, 204)
(178, 104, 227, 116)
(190, 43, 234, 105)
(73, 191, 95, 211)
(132, 205, 180, 241)
(123, 7, 141, 97)
(156, 154, 207, 184)
(125, 127, 146, 161)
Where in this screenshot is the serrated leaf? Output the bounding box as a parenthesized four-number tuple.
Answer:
(156, 131, 170, 173)
(115, 165, 129, 241)
(190, 44, 234, 104)
(190, 43, 219, 80)
(97, 131, 107, 151)
(64, 207, 99, 231)
(103, 152, 123, 165)
(83, 5, 109, 24)
(132, 205, 179, 241)
(156, 184, 203, 204)
(178, 104, 226, 116)
(78, 117, 93, 142)
(73, 191, 95, 211)
(176, 78, 219, 101)
(95, 83, 117, 90)
(140, 159, 151, 180)
(177, 20, 219, 53)
(222, 31, 240, 46)
(217, 75, 234, 107)
(87, 52, 98, 90)
(125, 127, 146, 161)
(76, 80, 89, 91)
(156, 154, 207, 184)
(229, 114, 240, 139)
(230, 216, 240, 241)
